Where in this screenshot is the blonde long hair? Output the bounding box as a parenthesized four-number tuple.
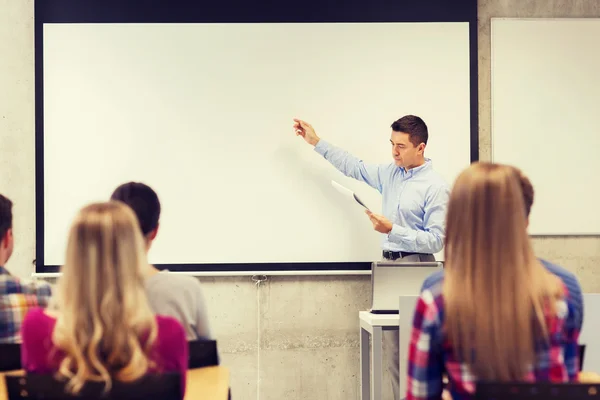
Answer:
(443, 163, 562, 381)
(52, 201, 158, 393)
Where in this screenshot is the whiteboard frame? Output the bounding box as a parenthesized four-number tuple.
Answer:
(34, 0, 479, 274)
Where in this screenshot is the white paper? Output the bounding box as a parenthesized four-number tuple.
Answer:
(331, 180, 370, 210)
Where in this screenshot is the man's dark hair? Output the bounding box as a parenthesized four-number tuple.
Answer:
(513, 168, 534, 218)
(0, 194, 13, 241)
(110, 182, 161, 236)
(391, 115, 428, 147)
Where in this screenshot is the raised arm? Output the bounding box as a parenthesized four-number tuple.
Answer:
(563, 299, 582, 381)
(294, 118, 387, 191)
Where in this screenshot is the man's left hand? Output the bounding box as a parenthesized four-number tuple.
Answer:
(365, 210, 393, 234)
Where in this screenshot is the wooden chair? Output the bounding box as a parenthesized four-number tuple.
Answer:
(4, 373, 181, 400)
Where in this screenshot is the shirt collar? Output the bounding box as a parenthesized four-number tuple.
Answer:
(0, 266, 10, 276)
(401, 158, 432, 177)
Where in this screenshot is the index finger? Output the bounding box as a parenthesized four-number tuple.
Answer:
(293, 118, 311, 129)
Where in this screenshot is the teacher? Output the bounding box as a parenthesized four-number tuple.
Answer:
(293, 115, 450, 398)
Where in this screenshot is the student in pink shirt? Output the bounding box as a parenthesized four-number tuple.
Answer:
(20, 201, 188, 397)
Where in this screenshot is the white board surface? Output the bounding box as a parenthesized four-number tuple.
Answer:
(491, 18, 600, 235)
(42, 22, 471, 266)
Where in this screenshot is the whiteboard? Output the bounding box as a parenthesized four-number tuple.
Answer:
(42, 23, 472, 267)
(491, 18, 600, 235)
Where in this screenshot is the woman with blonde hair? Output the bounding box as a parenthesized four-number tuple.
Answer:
(20, 201, 188, 396)
(406, 163, 580, 400)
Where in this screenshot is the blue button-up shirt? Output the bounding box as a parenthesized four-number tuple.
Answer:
(315, 140, 450, 254)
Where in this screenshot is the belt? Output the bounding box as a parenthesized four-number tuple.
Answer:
(382, 250, 430, 261)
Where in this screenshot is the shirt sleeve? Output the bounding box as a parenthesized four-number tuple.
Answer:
(34, 281, 53, 308)
(20, 307, 55, 373)
(176, 329, 189, 398)
(12, 278, 53, 312)
(314, 140, 389, 192)
(388, 183, 450, 254)
(563, 301, 582, 380)
(194, 282, 212, 340)
(406, 291, 445, 400)
(157, 318, 189, 398)
(570, 281, 584, 332)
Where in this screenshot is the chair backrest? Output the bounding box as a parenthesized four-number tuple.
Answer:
(0, 343, 21, 372)
(580, 344, 586, 371)
(475, 382, 600, 400)
(4, 373, 181, 400)
(188, 339, 219, 369)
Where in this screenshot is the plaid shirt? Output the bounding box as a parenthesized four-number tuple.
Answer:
(406, 276, 580, 400)
(0, 266, 53, 344)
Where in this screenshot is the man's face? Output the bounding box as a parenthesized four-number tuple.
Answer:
(390, 131, 423, 168)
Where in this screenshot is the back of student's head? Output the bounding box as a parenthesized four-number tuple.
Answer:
(0, 194, 14, 264)
(110, 182, 160, 238)
(0, 194, 12, 237)
(443, 162, 561, 381)
(53, 201, 157, 394)
(508, 165, 534, 218)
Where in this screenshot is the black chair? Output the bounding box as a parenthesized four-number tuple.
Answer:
(580, 344, 586, 371)
(475, 381, 600, 400)
(187, 340, 231, 399)
(0, 343, 21, 372)
(4, 373, 181, 400)
(188, 339, 219, 369)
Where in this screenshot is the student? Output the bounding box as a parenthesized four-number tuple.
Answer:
(111, 182, 211, 340)
(20, 202, 188, 396)
(0, 193, 52, 343)
(421, 166, 584, 329)
(406, 163, 580, 400)
(511, 165, 583, 329)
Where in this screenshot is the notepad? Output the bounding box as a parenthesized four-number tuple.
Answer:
(331, 180, 370, 211)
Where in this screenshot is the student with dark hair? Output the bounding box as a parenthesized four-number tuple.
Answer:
(0, 193, 52, 343)
(111, 182, 211, 341)
(510, 166, 583, 327)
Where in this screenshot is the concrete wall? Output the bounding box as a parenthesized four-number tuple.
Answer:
(1, 1, 599, 399)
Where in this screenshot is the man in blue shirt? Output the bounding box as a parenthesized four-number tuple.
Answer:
(294, 115, 450, 399)
(294, 116, 449, 261)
